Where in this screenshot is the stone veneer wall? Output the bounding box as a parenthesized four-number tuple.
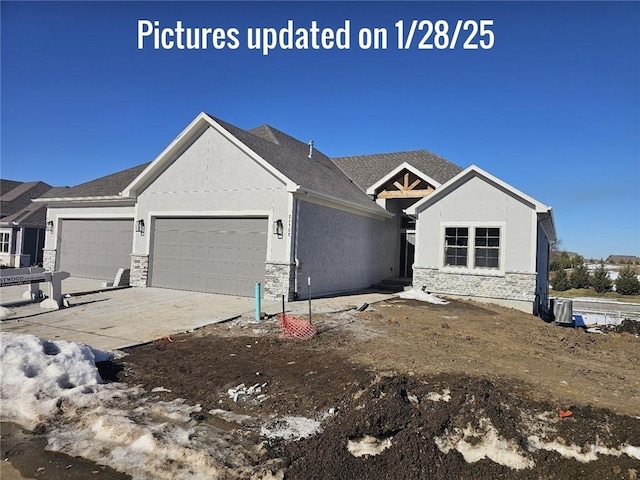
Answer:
(130, 254, 149, 287)
(413, 267, 537, 304)
(43, 249, 57, 272)
(264, 262, 296, 301)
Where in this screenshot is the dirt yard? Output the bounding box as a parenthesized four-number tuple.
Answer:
(4, 297, 640, 478)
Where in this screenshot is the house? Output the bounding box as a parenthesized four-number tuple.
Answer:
(0, 180, 53, 267)
(606, 255, 640, 264)
(35, 112, 556, 314)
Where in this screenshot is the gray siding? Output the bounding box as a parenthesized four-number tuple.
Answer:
(295, 200, 396, 298)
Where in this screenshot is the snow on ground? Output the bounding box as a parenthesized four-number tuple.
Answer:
(0, 306, 13, 319)
(2, 332, 639, 476)
(0, 332, 283, 479)
(435, 417, 535, 470)
(434, 408, 640, 469)
(260, 415, 324, 441)
(397, 289, 449, 304)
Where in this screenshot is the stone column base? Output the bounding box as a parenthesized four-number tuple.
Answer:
(264, 262, 296, 301)
(43, 249, 57, 272)
(130, 254, 149, 287)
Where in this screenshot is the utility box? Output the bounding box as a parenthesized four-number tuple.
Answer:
(551, 298, 574, 326)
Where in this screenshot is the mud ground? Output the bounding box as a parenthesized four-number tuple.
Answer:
(3, 297, 640, 478)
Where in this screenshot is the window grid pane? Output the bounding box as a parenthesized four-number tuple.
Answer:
(444, 228, 468, 267)
(474, 227, 500, 269)
(0, 233, 9, 253)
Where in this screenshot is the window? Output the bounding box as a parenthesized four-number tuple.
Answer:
(0, 232, 9, 253)
(475, 228, 500, 268)
(445, 227, 468, 266)
(443, 226, 501, 270)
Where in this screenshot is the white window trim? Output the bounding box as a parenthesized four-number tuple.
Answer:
(0, 231, 11, 254)
(439, 222, 506, 276)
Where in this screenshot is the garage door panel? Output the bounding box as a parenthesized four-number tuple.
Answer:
(151, 217, 267, 296)
(59, 219, 133, 281)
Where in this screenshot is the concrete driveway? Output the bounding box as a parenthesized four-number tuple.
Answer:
(1, 278, 394, 351)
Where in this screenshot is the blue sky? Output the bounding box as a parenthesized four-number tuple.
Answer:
(2, 1, 639, 259)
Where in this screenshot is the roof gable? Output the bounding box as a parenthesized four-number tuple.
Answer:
(366, 162, 441, 197)
(406, 165, 557, 243)
(123, 113, 388, 217)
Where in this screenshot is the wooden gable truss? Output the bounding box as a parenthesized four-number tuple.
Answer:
(376, 169, 436, 199)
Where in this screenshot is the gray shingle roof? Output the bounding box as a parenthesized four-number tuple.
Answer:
(40, 163, 150, 199)
(606, 255, 640, 263)
(34, 115, 462, 217)
(208, 115, 385, 212)
(332, 150, 463, 192)
(0, 180, 53, 220)
(0, 203, 48, 228)
(0, 180, 23, 197)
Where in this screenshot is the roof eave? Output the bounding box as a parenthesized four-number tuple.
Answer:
(32, 195, 134, 205)
(289, 185, 393, 219)
(537, 208, 557, 244)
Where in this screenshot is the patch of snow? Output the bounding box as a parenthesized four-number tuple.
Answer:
(260, 416, 322, 441)
(397, 289, 449, 304)
(347, 435, 393, 457)
(527, 435, 640, 463)
(209, 409, 255, 425)
(0, 332, 110, 429)
(585, 328, 606, 334)
(151, 387, 172, 393)
(0, 306, 14, 319)
(0, 332, 281, 479)
(435, 417, 535, 470)
(622, 444, 640, 460)
(425, 388, 451, 402)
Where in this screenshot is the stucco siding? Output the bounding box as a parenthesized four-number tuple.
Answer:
(135, 126, 289, 262)
(415, 176, 535, 273)
(295, 200, 396, 298)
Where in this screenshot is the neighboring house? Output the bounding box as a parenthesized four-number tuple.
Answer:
(0, 180, 53, 267)
(35, 112, 556, 314)
(606, 255, 640, 264)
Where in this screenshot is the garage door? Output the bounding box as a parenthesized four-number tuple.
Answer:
(150, 217, 268, 296)
(58, 219, 133, 280)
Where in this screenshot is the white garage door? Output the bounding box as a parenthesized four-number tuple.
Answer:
(150, 217, 268, 296)
(58, 219, 133, 280)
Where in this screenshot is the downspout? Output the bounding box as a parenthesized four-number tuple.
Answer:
(292, 198, 300, 300)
